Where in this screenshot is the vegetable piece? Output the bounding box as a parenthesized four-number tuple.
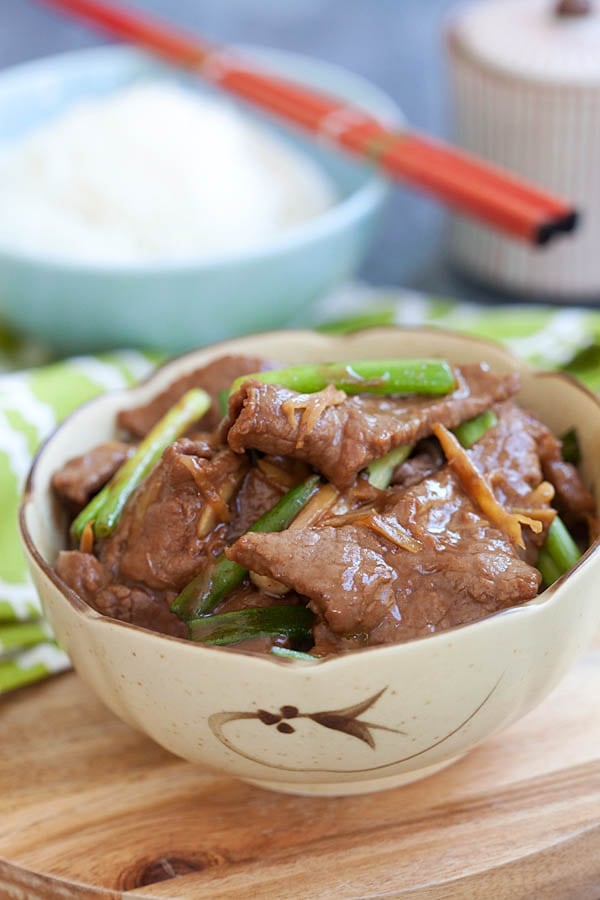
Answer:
(70, 490, 106, 545)
(229, 359, 456, 397)
(289, 482, 340, 529)
(539, 515, 581, 586)
(452, 409, 498, 449)
(544, 515, 581, 571)
(367, 445, 411, 489)
(218, 389, 229, 417)
(359, 512, 421, 552)
(80, 521, 95, 555)
(433, 423, 542, 549)
(71, 388, 211, 542)
(171, 474, 321, 619)
(281, 385, 347, 447)
(188, 606, 314, 645)
(537, 546, 562, 588)
(445, 411, 580, 584)
(175, 557, 246, 619)
(560, 427, 581, 465)
(271, 646, 320, 661)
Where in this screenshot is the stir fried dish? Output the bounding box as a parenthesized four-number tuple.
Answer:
(52, 353, 596, 657)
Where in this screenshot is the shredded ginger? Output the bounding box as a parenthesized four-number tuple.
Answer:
(282, 385, 347, 449)
(433, 422, 543, 548)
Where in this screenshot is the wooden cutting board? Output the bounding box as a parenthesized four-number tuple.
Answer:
(1, 632, 599, 900)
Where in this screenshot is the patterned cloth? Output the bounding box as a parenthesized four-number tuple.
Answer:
(3, 286, 600, 692)
(0, 350, 157, 691)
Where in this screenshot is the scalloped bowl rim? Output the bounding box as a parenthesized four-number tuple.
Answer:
(19, 326, 600, 675)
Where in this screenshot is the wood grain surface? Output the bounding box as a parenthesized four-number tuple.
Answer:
(1, 631, 599, 900)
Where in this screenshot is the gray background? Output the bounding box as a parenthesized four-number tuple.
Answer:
(0, 0, 509, 303)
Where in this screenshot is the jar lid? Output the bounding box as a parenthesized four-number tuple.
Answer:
(450, 0, 600, 85)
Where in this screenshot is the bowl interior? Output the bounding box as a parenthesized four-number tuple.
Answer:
(24, 328, 600, 608)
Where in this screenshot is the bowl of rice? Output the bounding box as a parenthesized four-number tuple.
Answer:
(0, 45, 398, 353)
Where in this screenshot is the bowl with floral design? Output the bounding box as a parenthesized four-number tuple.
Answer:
(19, 328, 600, 796)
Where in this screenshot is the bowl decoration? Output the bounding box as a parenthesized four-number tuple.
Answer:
(19, 328, 600, 796)
(0, 45, 398, 354)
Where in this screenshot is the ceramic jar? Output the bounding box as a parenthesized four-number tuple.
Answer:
(447, 0, 600, 299)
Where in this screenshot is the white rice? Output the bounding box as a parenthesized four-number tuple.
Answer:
(0, 82, 336, 264)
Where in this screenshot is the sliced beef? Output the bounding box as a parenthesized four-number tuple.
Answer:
(99, 444, 249, 592)
(536, 427, 596, 528)
(93, 583, 188, 637)
(56, 443, 311, 636)
(52, 441, 134, 510)
(391, 439, 444, 489)
(172, 435, 215, 458)
(469, 402, 545, 514)
(225, 364, 520, 488)
(51, 353, 597, 656)
(118, 354, 270, 438)
(479, 404, 595, 531)
(466, 402, 550, 563)
(96, 442, 308, 597)
(56, 549, 106, 603)
(226, 456, 312, 540)
(227, 498, 540, 648)
(55, 551, 186, 637)
(226, 401, 546, 647)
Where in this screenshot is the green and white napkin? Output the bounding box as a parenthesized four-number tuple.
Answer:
(3, 286, 600, 694)
(0, 347, 157, 693)
(315, 286, 600, 389)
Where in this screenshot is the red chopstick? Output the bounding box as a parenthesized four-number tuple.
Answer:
(38, 0, 578, 246)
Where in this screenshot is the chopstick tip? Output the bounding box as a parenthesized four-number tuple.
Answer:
(536, 209, 579, 247)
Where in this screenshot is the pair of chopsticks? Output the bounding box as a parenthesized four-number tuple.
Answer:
(39, 0, 578, 246)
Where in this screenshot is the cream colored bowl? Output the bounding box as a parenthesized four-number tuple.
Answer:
(19, 329, 600, 796)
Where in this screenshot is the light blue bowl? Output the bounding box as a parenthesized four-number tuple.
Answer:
(0, 45, 399, 353)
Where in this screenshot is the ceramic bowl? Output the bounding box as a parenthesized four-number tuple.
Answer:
(19, 328, 600, 796)
(0, 46, 398, 354)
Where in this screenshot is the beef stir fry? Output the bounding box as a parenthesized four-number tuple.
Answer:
(52, 353, 596, 657)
